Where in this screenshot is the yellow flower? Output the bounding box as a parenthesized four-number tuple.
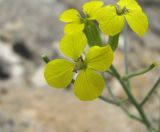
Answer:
(44, 32, 114, 100)
(60, 1, 104, 34)
(96, 0, 148, 36)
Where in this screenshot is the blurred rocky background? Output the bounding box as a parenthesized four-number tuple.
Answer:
(0, 0, 159, 132)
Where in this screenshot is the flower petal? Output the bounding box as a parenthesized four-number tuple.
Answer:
(60, 9, 81, 23)
(83, 1, 104, 19)
(64, 22, 85, 34)
(85, 45, 113, 72)
(117, 0, 148, 36)
(44, 59, 74, 88)
(73, 69, 104, 100)
(118, 0, 142, 11)
(125, 10, 148, 36)
(96, 5, 125, 35)
(60, 32, 87, 60)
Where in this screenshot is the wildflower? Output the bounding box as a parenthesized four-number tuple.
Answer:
(60, 1, 104, 34)
(44, 33, 113, 100)
(96, 0, 148, 36)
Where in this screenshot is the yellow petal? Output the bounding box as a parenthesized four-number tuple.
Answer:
(118, 0, 142, 11)
(73, 69, 104, 101)
(60, 32, 87, 60)
(44, 59, 74, 88)
(85, 45, 113, 72)
(96, 5, 125, 35)
(64, 22, 85, 34)
(83, 1, 104, 19)
(60, 9, 81, 23)
(117, 0, 148, 36)
(125, 10, 148, 36)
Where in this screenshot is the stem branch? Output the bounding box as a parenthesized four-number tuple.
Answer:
(99, 95, 119, 105)
(99, 95, 142, 123)
(140, 77, 160, 106)
(110, 65, 151, 129)
(123, 63, 157, 81)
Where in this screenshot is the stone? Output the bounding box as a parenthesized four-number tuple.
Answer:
(13, 40, 33, 60)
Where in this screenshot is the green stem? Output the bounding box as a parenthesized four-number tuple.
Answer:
(124, 24, 129, 75)
(103, 77, 139, 121)
(99, 95, 142, 123)
(102, 77, 141, 122)
(106, 81, 116, 100)
(120, 104, 143, 123)
(106, 70, 114, 76)
(140, 77, 160, 106)
(123, 24, 131, 90)
(123, 63, 157, 81)
(108, 34, 120, 51)
(155, 92, 160, 131)
(99, 95, 120, 105)
(110, 65, 151, 129)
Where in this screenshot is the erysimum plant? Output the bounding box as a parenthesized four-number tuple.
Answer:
(60, 1, 103, 34)
(96, 0, 148, 36)
(44, 32, 113, 100)
(42, 0, 160, 131)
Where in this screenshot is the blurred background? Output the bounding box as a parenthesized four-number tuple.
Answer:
(0, 0, 159, 132)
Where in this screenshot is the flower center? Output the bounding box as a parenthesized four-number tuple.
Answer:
(80, 12, 90, 24)
(115, 5, 129, 15)
(74, 56, 87, 72)
(81, 18, 88, 24)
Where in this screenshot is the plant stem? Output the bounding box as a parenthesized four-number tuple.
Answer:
(106, 70, 114, 76)
(155, 92, 160, 131)
(120, 104, 143, 123)
(106, 81, 116, 100)
(99, 95, 119, 105)
(124, 24, 129, 75)
(102, 77, 141, 122)
(110, 65, 151, 129)
(123, 63, 157, 81)
(123, 24, 131, 90)
(153, 92, 160, 132)
(99, 95, 143, 123)
(102, 77, 142, 123)
(140, 77, 160, 106)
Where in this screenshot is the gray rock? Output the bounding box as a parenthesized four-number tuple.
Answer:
(0, 0, 66, 65)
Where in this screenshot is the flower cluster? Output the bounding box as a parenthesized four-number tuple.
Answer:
(44, 0, 148, 101)
(60, 0, 148, 36)
(44, 33, 113, 100)
(60, 1, 104, 34)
